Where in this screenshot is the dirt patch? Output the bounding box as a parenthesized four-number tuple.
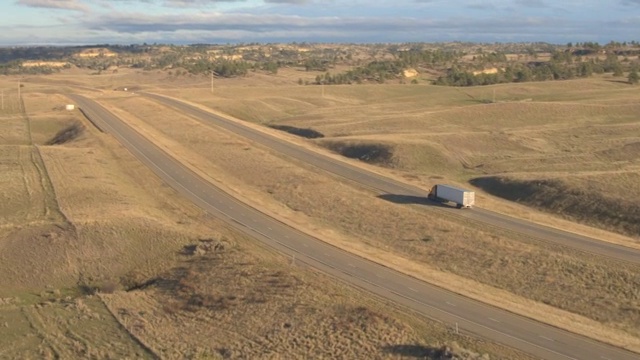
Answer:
(322, 141, 394, 165)
(268, 124, 324, 139)
(181, 238, 230, 256)
(470, 176, 640, 237)
(45, 122, 84, 145)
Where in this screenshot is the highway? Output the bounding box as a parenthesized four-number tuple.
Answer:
(141, 92, 640, 264)
(68, 93, 640, 360)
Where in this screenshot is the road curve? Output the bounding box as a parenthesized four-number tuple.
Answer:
(140, 92, 640, 264)
(68, 94, 639, 360)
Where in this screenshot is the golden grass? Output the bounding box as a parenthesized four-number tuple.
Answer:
(0, 146, 51, 224)
(0, 297, 152, 359)
(98, 92, 640, 351)
(149, 75, 640, 241)
(0, 79, 529, 359)
(10, 71, 640, 354)
(102, 238, 529, 360)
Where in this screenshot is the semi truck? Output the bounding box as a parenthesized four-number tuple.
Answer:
(428, 184, 475, 209)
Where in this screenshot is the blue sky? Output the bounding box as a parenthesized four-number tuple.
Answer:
(0, 0, 639, 45)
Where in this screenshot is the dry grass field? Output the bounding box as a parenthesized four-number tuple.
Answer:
(102, 238, 519, 360)
(94, 85, 640, 349)
(131, 71, 640, 240)
(0, 76, 531, 358)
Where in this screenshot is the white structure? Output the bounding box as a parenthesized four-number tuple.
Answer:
(65, 104, 75, 111)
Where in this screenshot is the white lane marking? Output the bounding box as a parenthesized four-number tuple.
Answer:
(539, 335, 554, 342)
(488, 318, 500, 323)
(446, 301, 456, 307)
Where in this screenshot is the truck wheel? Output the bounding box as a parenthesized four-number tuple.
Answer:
(456, 204, 463, 209)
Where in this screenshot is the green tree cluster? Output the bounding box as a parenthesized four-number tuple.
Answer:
(183, 59, 250, 77)
(629, 69, 639, 84)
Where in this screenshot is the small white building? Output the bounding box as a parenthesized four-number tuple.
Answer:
(65, 104, 75, 111)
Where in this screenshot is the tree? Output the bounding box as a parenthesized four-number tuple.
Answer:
(629, 69, 639, 85)
(515, 67, 532, 82)
(578, 62, 593, 77)
(613, 64, 624, 77)
(263, 61, 278, 74)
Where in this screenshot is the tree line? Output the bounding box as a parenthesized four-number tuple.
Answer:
(435, 51, 639, 86)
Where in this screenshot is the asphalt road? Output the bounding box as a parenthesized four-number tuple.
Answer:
(67, 94, 640, 360)
(140, 92, 640, 265)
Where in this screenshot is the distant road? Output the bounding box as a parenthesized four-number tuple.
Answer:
(140, 92, 640, 264)
(68, 94, 639, 360)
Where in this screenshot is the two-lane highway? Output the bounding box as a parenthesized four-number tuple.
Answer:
(141, 92, 640, 264)
(68, 93, 639, 359)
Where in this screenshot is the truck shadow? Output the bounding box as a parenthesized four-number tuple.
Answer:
(377, 194, 452, 208)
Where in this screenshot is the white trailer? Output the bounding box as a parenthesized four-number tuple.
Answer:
(428, 184, 475, 209)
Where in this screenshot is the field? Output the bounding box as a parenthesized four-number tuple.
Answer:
(0, 76, 533, 358)
(80, 71, 640, 350)
(4, 65, 640, 356)
(132, 70, 640, 240)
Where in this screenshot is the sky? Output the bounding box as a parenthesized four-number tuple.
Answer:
(0, 0, 639, 46)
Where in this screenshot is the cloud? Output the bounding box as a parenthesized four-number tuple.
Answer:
(265, 0, 311, 3)
(163, 0, 245, 6)
(468, 2, 496, 10)
(514, 0, 548, 7)
(103, 0, 312, 7)
(16, 0, 89, 11)
(2, 0, 639, 45)
(81, 11, 567, 37)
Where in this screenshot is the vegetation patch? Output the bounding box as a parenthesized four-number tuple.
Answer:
(269, 124, 324, 139)
(45, 122, 84, 145)
(470, 176, 640, 237)
(100, 240, 509, 360)
(323, 141, 394, 165)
